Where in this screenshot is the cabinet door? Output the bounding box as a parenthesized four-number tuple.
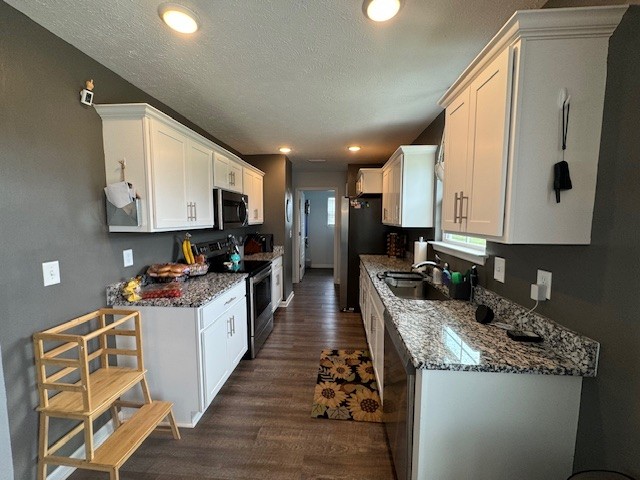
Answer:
(244, 170, 264, 225)
(201, 314, 229, 407)
(382, 169, 390, 223)
(227, 160, 243, 193)
(392, 158, 402, 225)
(271, 264, 282, 312)
(188, 140, 214, 228)
(227, 298, 248, 368)
(150, 121, 190, 229)
(465, 47, 513, 237)
(442, 89, 471, 233)
(213, 152, 230, 190)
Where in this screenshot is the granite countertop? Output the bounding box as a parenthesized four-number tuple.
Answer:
(360, 255, 598, 377)
(107, 272, 247, 309)
(243, 245, 284, 262)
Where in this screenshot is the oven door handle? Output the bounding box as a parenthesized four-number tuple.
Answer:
(251, 265, 272, 284)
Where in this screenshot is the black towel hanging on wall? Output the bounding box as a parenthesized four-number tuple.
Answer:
(554, 95, 573, 203)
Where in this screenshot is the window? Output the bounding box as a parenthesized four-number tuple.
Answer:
(443, 233, 486, 252)
(430, 233, 487, 265)
(327, 197, 335, 226)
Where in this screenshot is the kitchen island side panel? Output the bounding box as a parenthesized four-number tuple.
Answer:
(413, 370, 582, 480)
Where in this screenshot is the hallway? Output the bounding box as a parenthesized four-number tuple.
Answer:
(69, 269, 396, 480)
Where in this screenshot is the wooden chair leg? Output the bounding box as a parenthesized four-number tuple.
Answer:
(37, 415, 49, 480)
(110, 404, 121, 428)
(83, 417, 94, 461)
(167, 409, 181, 440)
(140, 377, 152, 404)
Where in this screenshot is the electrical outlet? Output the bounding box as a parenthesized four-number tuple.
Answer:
(123, 249, 134, 267)
(494, 257, 505, 283)
(42, 261, 61, 286)
(536, 270, 552, 299)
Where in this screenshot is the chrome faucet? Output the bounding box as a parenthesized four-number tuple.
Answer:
(412, 255, 444, 285)
(411, 260, 438, 270)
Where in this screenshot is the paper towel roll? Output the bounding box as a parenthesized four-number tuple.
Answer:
(414, 239, 428, 269)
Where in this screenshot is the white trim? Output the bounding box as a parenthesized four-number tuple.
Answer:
(280, 291, 295, 308)
(47, 420, 115, 480)
(429, 241, 488, 265)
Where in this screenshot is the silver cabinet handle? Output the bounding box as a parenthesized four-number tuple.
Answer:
(459, 190, 468, 222)
(230, 315, 235, 335)
(224, 296, 237, 306)
(193, 202, 197, 220)
(454, 193, 460, 223)
(227, 317, 232, 337)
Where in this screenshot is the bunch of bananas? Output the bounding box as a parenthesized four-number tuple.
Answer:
(182, 233, 195, 265)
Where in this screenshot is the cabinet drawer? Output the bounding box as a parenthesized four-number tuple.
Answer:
(200, 281, 246, 330)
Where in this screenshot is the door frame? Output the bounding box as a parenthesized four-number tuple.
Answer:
(293, 187, 340, 284)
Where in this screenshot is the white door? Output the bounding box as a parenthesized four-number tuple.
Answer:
(226, 298, 248, 368)
(465, 46, 513, 237)
(201, 315, 229, 407)
(187, 139, 214, 228)
(442, 89, 471, 233)
(150, 121, 189, 229)
(299, 192, 306, 281)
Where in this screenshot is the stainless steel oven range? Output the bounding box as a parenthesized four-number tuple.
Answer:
(193, 238, 273, 359)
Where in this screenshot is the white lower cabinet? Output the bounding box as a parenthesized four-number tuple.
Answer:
(271, 255, 283, 312)
(359, 263, 384, 398)
(117, 281, 247, 427)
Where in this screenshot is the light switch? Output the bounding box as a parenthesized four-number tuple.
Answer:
(42, 261, 61, 286)
(123, 249, 134, 267)
(494, 257, 505, 283)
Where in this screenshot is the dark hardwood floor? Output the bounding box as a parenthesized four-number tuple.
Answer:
(69, 268, 396, 480)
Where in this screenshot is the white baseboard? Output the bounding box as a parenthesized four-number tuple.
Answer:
(310, 263, 333, 269)
(280, 291, 294, 307)
(47, 420, 115, 480)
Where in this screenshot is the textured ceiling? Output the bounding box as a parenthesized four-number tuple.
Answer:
(6, 0, 546, 170)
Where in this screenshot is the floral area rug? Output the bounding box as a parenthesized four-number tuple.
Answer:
(311, 349, 382, 423)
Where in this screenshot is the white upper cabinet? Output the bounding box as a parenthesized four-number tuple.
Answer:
(243, 167, 264, 225)
(439, 6, 627, 244)
(96, 103, 262, 233)
(356, 168, 382, 196)
(381, 146, 436, 228)
(213, 152, 243, 193)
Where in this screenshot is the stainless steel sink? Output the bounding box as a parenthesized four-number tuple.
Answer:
(378, 271, 450, 301)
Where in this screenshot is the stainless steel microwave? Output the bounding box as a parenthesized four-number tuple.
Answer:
(213, 189, 249, 230)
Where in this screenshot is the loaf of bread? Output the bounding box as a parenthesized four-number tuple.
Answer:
(147, 263, 189, 278)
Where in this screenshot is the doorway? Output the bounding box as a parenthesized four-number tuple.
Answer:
(294, 189, 336, 283)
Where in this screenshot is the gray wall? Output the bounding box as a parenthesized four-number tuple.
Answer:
(304, 191, 335, 267)
(244, 154, 294, 300)
(0, 3, 250, 478)
(414, 7, 640, 476)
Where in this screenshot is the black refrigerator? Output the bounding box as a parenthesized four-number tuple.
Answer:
(339, 196, 391, 310)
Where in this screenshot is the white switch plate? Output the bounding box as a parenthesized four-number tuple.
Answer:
(536, 270, 552, 299)
(494, 257, 505, 283)
(42, 261, 60, 286)
(123, 249, 134, 267)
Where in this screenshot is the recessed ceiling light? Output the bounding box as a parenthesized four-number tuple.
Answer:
(159, 3, 199, 34)
(279, 147, 292, 154)
(363, 0, 402, 22)
(348, 146, 362, 152)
